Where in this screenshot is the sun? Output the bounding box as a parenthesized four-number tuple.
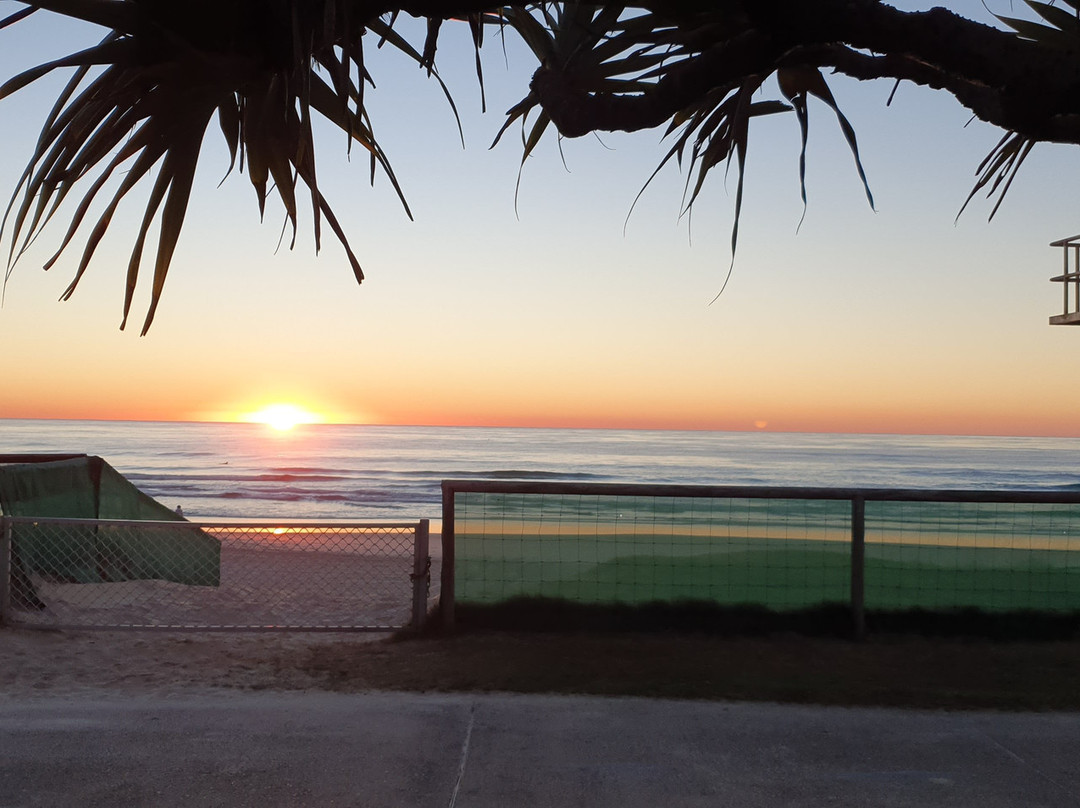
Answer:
(243, 403, 323, 431)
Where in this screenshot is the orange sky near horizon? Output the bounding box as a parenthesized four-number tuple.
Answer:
(1, 357, 1076, 437)
(2, 5, 1080, 440)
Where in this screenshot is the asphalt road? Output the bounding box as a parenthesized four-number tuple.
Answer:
(1, 692, 1077, 807)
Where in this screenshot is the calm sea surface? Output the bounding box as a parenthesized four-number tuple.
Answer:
(2, 419, 1078, 520)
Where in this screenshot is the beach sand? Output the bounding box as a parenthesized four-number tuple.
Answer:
(10, 537, 441, 631)
(2, 533, 443, 698)
(0, 627, 384, 697)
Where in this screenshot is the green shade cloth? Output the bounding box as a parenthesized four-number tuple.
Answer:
(0, 456, 220, 601)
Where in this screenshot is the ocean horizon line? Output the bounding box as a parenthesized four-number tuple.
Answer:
(3, 416, 1079, 442)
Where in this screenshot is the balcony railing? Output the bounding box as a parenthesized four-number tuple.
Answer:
(1049, 234, 1080, 324)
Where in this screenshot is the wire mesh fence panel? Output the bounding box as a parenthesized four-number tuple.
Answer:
(3, 518, 430, 630)
(444, 482, 1080, 633)
(454, 491, 851, 609)
(864, 501, 1080, 612)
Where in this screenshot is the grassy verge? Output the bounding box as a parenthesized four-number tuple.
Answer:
(450, 597, 1080, 640)
(287, 599, 1080, 709)
(298, 629, 1080, 711)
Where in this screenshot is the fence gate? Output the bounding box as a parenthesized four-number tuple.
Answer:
(0, 517, 431, 631)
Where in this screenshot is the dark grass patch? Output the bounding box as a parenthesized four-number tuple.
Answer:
(305, 630, 1080, 711)
(452, 597, 855, 637)
(865, 607, 1080, 640)
(442, 596, 1080, 640)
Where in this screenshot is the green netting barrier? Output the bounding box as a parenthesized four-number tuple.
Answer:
(0, 456, 220, 609)
(445, 484, 1080, 624)
(864, 501, 1080, 612)
(454, 492, 852, 609)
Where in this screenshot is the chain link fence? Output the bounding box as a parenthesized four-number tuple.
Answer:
(1, 517, 432, 631)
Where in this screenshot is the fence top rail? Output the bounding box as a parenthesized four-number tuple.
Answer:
(441, 479, 1080, 505)
(0, 516, 427, 530)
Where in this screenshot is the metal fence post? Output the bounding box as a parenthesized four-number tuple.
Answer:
(0, 517, 11, 626)
(411, 519, 430, 629)
(441, 484, 456, 630)
(850, 496, 866, 640)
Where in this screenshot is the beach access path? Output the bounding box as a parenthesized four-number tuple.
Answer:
(2, 690, 1078, 807)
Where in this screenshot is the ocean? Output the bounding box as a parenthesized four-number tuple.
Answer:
(2, 419, 1079, 521)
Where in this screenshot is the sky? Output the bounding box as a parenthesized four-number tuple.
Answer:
(1, 2, 1079, 437)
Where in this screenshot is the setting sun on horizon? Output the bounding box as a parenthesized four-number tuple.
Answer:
(240, 404, 324, 431)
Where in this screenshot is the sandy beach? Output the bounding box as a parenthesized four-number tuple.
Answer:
(8, 527, 441, 631)
(2, 530, 442, 698)
(0, 627, 395, 698)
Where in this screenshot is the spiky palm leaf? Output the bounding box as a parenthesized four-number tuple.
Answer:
(777, 66, 875, 229)
(492, 5, 874, 267)
(969, 0, 1080, 220)
(486, 4, 659, 210)
(0, 0, 438, 333)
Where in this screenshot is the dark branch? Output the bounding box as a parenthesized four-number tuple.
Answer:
(384, 1, 1080, 148)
